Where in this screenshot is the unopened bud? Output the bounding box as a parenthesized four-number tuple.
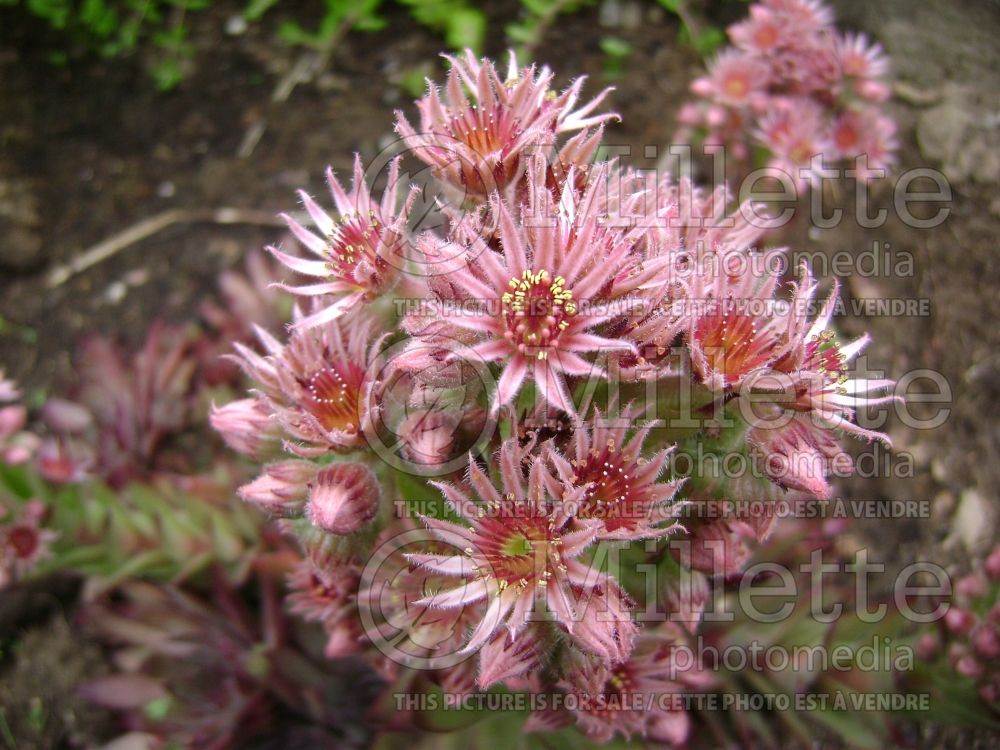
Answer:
(916, 632, 940, 661)
(955, 654, 984, 680)
(984, 546, 1000, 582)
(210, 398, 280, 458)
(956, 574, 986, 600)
(945, 608, 977, 636)
(238, 460, 317, 515)
(399, 409, 459, 468)
(306, 463, 380, 535)
(973, 625, 1000, 660)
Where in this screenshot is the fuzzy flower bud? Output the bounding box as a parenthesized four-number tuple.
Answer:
(305, 463, 380, 535)
(238, 460, 318, 515)
(916, 632, 940, 661)
(945, 608, 977, 636)
(973, 625, 1000, 660)
(0, 405, 27, 440)
(955, 653, 985, 680)
(985, 546, 1000, 582)
(0, 405, 38, 465)
(399, 409, 460, 468)
(209, 398, 281, 458)
(956, 574, 987, 599)
(750, 422, 844, 499)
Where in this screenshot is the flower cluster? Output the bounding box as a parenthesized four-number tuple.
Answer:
(916, 546, 1000, 708)
(0, 370, 39, 467)
(213, 45, 898, 745)
(676, 0, 897, 185)
(0, 497, 57, 589)
(394, 50, 615, 200)
(0, 373, 57, 589)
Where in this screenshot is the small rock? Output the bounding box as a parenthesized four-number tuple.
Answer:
(931, 491, 955, 523)
(917, 83, 1000, 185)
(930, 457, 951, 484)
(600, 0, 643, 29)
(945, 489, 996, 555)
(917, 97, 972, 169)
(225, 16, 248, 36)
(103, 280, 127, 305)
(316, 73, 350, 93)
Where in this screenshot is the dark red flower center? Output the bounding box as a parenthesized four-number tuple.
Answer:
(572, 451, 639, 530)
(7, 524, 39, 559)
(325, 211, 387, 282)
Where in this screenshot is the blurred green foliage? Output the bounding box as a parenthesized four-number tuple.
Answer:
(276, 0, 387, 50)
(598, 35, 631, 78)
(506, 0, 594, 58)
(1, 0, 206, 89)
(656, 0, 726, 57)
(3, 0, 486, 90)
(3, 0, 722, 91)
(397, 0, 485, 53)
(0, 461, 265, 587)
